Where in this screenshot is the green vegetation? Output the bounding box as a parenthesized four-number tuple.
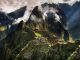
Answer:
(1, 22, 80, 60)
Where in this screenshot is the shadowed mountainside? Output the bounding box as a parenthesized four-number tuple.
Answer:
(0, 1, 80, 60)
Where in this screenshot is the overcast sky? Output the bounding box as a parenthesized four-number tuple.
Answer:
(0, 0, 80, 12)
(0, 0, 79, 23)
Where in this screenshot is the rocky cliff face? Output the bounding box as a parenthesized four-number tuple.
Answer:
(2, 19, 80, 60)
(0, 0, 80, 60)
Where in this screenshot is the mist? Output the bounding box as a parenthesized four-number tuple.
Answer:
(0, 0, 80, 40)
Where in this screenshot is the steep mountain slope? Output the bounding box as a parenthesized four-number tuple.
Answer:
(0, 0, 80, 60)
(59, 2, 80, 40)
(2, 20, 80, 60)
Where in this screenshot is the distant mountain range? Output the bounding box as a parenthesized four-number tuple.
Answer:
(0, 6, 26, 41)
(59, 2, 80, 40)
(0, 0, 80, 41)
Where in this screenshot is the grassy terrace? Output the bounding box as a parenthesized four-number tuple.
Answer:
(0, 23, 79, 60)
